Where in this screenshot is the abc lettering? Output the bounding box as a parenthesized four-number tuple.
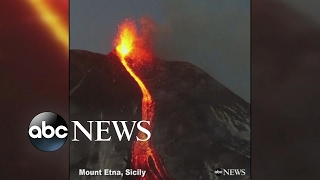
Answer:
(29, 121, 68, 139)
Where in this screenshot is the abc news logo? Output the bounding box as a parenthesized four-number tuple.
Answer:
(28, 112, 151, 152)
(213, 168, 246, 176)
(28, 112, 68, 152)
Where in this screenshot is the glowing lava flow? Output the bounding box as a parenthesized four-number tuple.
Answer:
(115, 19, 172, 180)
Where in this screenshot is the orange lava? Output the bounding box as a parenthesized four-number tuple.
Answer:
(115, 19, 172, 180)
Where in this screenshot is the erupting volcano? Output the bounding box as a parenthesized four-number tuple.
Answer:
(114, 19, 173, 180)
(70, 18, 250, 180)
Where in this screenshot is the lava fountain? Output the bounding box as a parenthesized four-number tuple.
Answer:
(114, 19, 173, 180)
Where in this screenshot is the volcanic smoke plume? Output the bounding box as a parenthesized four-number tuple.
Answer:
(152, 1, 250, 102)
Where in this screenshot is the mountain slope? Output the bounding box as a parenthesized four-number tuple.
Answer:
(70, 49, 250, 180)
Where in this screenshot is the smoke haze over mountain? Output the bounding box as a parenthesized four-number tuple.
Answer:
(152, 0, 250, 102)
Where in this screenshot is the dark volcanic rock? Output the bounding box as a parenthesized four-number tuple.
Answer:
(70, 49, 250, 180)
(70, 49, 141, 114)
(70, 50, 142, 180)
(147, 60, 250, 180)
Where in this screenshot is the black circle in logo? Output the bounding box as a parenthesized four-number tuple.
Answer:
(28, 112, 68, 152)
(213, 168, 223, 176)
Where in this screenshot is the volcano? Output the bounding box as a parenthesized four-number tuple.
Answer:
(69, 49, 250, 180)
